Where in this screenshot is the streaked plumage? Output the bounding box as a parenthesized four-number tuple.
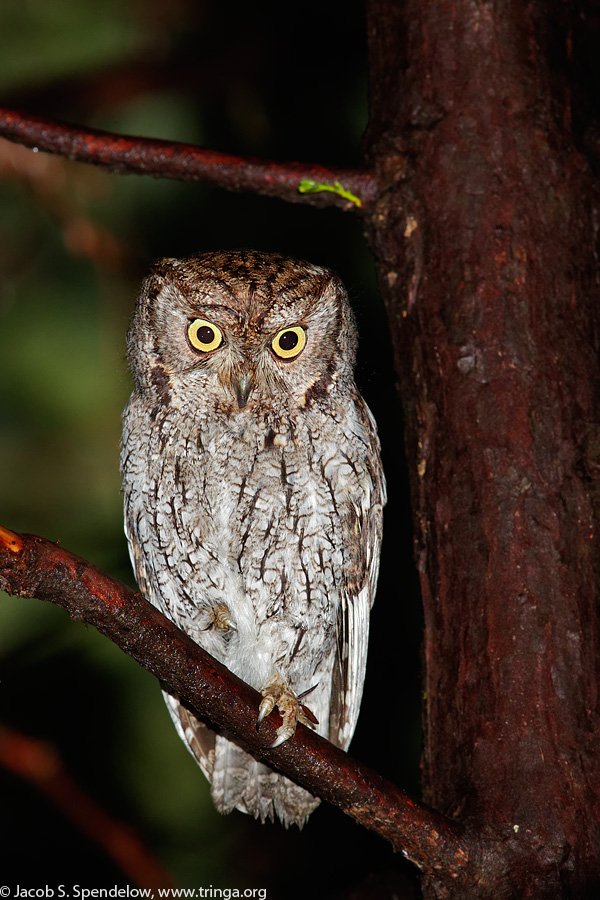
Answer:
(121, 249, 385, 826)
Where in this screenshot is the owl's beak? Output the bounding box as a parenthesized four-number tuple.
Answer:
(235, 372, 254, 409)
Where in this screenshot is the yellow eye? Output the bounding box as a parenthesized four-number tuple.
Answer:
(271, 326, 306, 359)
(187, 318, 223, 353)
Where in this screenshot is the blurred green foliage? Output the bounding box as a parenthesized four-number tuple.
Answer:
(0, 1, 421, 895)
(0, 0, 146, 91)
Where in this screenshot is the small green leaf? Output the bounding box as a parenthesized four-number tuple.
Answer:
(298, 178, 362, 208)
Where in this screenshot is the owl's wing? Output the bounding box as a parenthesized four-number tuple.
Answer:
(329, 405, 386, 750)
(123, 470, 221, 783)
(163, 692, 216, 777)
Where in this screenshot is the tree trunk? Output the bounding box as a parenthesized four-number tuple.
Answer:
(364, 1, 600, 896)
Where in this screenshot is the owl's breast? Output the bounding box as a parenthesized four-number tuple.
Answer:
(173, 408, 352, 612)
(123, 395, 378, 693)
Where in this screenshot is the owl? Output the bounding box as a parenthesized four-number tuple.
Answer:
(121, 249, 385, 827)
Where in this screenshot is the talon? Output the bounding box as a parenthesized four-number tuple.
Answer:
(297, 683, 318, 701)
(201, 602, 236, 633)
(212, 601, 236, 631)
(256, 695, 275, 730)
(257, 676, 318, 746)
(271, 729, 294, 749)
(270, 702, 298, 748)
(300, 704, 319, 726)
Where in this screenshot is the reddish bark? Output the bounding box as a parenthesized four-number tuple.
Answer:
(364, 1, 600, 897)
(0, 529, 468, 883)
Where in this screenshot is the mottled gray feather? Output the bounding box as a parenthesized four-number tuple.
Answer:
(121, 250, 385, 827)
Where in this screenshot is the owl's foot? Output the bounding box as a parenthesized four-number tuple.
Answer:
(201, 601, 236, 632)
(257, 678, 318, 748)
(211, 601, 236, 631)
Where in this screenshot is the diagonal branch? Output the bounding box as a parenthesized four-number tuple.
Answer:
(0, 108, 378, 211)
(0, 526, 470, 884)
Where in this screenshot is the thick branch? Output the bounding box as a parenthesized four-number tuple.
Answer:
(0, 526, 468, 882)
(0, 108, 377, 211)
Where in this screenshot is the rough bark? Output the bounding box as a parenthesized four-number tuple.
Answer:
(364, 1, 600, 897)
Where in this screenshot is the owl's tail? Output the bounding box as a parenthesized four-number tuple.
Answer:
(211, 735, 319, 828)
(163, 692, 319, 827)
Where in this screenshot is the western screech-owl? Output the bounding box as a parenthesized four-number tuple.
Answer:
(121, 249, 385, 826)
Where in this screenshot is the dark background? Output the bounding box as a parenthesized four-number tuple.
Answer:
(0, 0, 428, 894)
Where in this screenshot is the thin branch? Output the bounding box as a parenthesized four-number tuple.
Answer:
(0, 108, 378, 211)
(0, 526, 470, 883)
(0, 722, 174, 889)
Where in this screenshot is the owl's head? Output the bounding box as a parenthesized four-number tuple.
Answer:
(127, 250, 358, 414)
